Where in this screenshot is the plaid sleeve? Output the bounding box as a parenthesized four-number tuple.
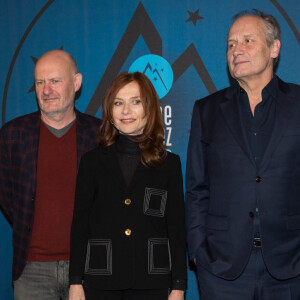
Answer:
(0, 125, 13, 223)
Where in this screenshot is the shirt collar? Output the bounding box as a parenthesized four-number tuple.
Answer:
(237, 75, 278, 100)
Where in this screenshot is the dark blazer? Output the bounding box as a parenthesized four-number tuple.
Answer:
(186, 77, 300, 280)
(0, 110, 101, 281)
(69, 144, 187, 290)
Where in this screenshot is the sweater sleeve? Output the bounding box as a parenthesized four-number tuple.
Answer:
(0, 126, 13, 223)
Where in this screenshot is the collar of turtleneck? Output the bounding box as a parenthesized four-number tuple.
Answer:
(116, 133, 141, 155)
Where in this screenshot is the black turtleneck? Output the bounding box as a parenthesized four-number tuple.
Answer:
(116, 134, 141, 187)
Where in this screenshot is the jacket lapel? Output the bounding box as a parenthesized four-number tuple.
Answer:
(25, 112, 41, 196)
(127, 160, 149, 191)
(259, 79, 293, 171)
(101, 144, 148, 192)
(75, 110, 90, 170)
(101, 145, 128, 191)
(220, 85, 256, 167)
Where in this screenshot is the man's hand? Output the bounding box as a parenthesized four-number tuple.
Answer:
(168, 289, 185, 300)
(69, 284, 85, 300)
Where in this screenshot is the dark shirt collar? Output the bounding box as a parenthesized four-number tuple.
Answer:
(262, 75, 278, 99)
(238, 75, 278, 100)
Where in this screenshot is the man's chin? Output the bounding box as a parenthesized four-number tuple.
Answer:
(231, 70, 249, 80)
(41, 107, 59, 114)
(40, 108, 64, 117)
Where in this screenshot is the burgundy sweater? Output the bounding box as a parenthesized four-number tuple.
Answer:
(28, 121, 77, 261)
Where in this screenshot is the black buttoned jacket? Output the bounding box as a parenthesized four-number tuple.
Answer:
(186, 77, 300, 280)
(69, 144, 187, 290)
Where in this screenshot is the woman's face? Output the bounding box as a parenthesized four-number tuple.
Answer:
(112, 81, 148, 136)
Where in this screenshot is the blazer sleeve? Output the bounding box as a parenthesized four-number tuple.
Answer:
(185, 100, 210, 260)
(0, 126, 13, 223)
(166, 154, 187, 290)
(69, 153, 95, 284)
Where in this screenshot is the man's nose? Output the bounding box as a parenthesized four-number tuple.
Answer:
(43, 82, 52, 94)
(233, 43, 244, 56)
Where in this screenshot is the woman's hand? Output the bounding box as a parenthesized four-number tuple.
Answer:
(168, 289, 185, 300)
(69, 284, 85, 300)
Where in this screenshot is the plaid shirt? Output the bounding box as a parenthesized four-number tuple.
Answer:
(0, 110, 101, 281)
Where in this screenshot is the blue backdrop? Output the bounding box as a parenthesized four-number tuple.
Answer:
(1, 0, 299, 299)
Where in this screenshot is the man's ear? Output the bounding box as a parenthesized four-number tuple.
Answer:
(271, 39, 281, 59)
(74, 73, 83, 92)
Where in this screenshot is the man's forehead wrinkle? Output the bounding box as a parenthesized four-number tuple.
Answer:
(228, 33, 256, 40)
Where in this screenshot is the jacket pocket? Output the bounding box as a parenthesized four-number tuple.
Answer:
(143, 187, 167, 217)
(206, 214, 229, 231)
(84, 239, 112, 275)
(148, 238, 171, 274)
(286, 215, 300, 230)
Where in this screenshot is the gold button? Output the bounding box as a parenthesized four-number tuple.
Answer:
(125, 198, 131, 205)
(125, 229, 132, 236)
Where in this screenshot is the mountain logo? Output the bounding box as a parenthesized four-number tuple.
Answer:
(129, 54, 173, 99)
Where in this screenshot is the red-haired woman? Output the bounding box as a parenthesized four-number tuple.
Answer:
(69, 72, 186, 300)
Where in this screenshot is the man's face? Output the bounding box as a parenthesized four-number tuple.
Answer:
(227, 16, 278, 82)
(34, 54, 80, 119)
